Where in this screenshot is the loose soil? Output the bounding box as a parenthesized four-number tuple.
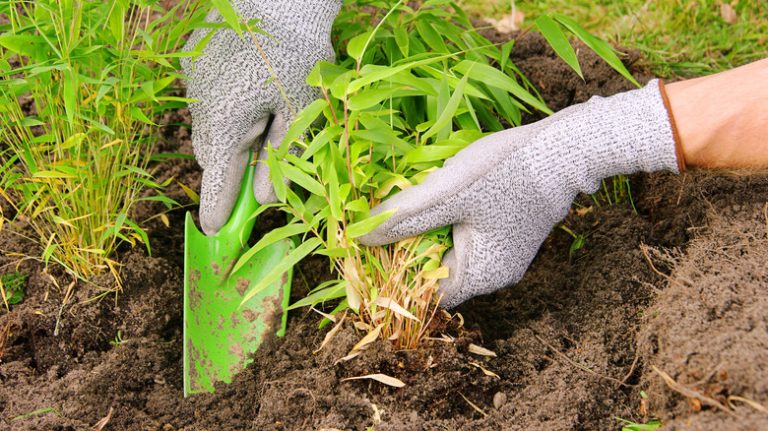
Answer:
(1, 32, 767, 431)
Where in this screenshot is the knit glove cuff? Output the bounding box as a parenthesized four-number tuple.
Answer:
(547, 79, 681, 209)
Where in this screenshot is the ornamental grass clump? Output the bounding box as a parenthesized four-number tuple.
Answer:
(239, 0, 552, 349)
(0, 0, 237, 291)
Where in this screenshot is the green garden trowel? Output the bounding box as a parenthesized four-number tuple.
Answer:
(183, 162, 293, 396)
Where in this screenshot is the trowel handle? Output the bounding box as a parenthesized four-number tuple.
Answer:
(212, 161, 260, 247)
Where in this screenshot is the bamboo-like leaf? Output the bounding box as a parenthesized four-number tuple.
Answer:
(288, 280, 347, 310)
(468, 343, 498, 357)
(240, 238, 322, 305)
(313, 312, 346, 354)
(553, 14, 640, 87)
(280, 99, 327, 151)
(404, 144, 465, 164)
(415, 20, 447, 53)
(348, 52, 458, 95)
(281, 163, 326, 196)
(470, 361, 500, 378)
(422, 266, 449, 280)
(230, 223, 307, 275)
(211, 0, 243, 36)
(176, 180, 200, 204)
(453, 60, 552, 115)
(374, 297, 420, 321)
(535, 15, 583, 79)
(345, 209, 395, 239)
(347, 31, 374, 62)
(341, 373, 406, 388)
(350, 323, 383, 353)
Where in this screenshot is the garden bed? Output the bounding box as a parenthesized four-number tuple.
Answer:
(1, 32, 767, 431)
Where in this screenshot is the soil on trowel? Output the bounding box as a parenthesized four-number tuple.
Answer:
(1, 32, 767, 431)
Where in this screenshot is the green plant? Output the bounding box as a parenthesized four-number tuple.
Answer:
(0, 1, 229, 291)
(109, 329, 124, 347)
(616, 417, 663, 431)
(0, 271, 28, 309)
(239, 0, 636, 348)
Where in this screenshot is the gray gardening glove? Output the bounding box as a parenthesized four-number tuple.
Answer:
(360, 80, 684, 308)
(182, 0, 342, 235)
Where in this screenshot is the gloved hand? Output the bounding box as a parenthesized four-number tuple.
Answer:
(182, 0, 342, 235)
(360, 80, 685, 308)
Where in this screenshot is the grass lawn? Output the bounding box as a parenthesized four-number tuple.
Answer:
(458, 0, 767, 77)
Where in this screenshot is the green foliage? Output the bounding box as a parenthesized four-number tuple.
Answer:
(235, 0, 645, 347)
(247, 0, 552, 346)
(535, 13, 639, 86)
(109, 329, 125, 347)
(0, 271, 28, 307)
(616, 417, 663, 431)
(479, 0, 767, 77)
(0, 1, 221, 287)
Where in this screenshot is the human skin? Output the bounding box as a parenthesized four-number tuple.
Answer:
(666, 58, 768, 169)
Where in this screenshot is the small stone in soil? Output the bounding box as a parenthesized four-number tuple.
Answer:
(493, 391, 507, 409)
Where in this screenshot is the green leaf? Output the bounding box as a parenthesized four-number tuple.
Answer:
(500, 40, 515, 72)
(62, 69, 78, 125)
(1, 272, 28, 305)
(346, 209, 395, 239)
(416, 19, 448, 53)
(348, 51, 457, 94)
(453, 60, 552, 115)
(266, 155, 287, 202)
(211, 0, 243, 36)
(280, 99, 327, 151)
(281, 163, 326, 196)
(535, 15, 583, 79)
(347, 31, 373, 62)
(230, 223, 308, 275)
(240, 238, 322, 305)
(553, 14, 640, 87)
(422, 71, 470, 142)
(287, 280, 347, 310)
(394, 26, 409, 57)
(404, 144, 465, 164)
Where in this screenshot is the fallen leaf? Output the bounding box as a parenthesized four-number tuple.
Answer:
(92, 407, 114, 431)
(341, 373, 406, 388)
(470, 361, 500, 378)
(313, 312, 346, 354)
(720, 3, 737, 24)
(334, 351, 362, 364)
(350, 323, 382, 353)
(311, 307, 337, 323)
(485, 10, 525, 34)
(575, 206, 594, 217)
(469, 343, 497, 357)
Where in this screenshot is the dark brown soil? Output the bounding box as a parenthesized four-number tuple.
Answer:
(2, 33, 767, 431)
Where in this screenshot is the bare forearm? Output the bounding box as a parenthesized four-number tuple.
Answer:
(665, 58, 768, 169)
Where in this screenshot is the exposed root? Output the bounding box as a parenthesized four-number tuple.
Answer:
(650, 365, 735, 417)
(459, 392, 488, 418)
(727, 396, 768, 415)
(533, 333, 633, 388)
